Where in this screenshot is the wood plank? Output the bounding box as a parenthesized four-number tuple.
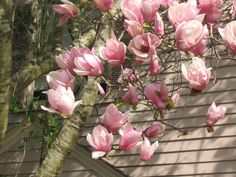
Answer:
(117, 161, 236, 176)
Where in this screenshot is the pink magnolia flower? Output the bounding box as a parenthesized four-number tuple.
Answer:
(52, 0, 80, 26)
(175, 20, 208, 55)
(122, 85, 138, 104)
(171, 91, 180, 105)
(144, 81, 169, 109)
(181, 57, 211, 91)
(140, 0, 160, 22)
(144, 123, 165, 138)
(128, 33, 161, 62)
(87, 125, 114, 159)
(206, 102, 227, 126)
(154, 12, 164, 36)
(93, 0, 114, 11)
(218, 21, 236, 54)
(119, 123, 142, 151)
(168, 0, 200, 28)
(46, 69, 75, 91)
(121, 0, 144, 24)
(140, 137, 159, 161)
(101, 104, 128, 132)
(198, 0, 223, 23)
(149, 56, 161, 75)
(99, 32, 126, 67)
(41, 86, 81, 117)
(73, 48, 104, 76)
(118, 68, 138, 86)
(55, 48, 79, 71)
(124, 20, 144, 37)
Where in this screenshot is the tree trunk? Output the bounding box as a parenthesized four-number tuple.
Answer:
(0, 0, 13, 146)
(34, 77, 98, 177)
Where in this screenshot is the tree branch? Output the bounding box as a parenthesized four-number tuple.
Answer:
(0, 0, 13, 146)
(34, 77, 99, 177)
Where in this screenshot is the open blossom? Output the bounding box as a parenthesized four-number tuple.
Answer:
(198, 0, 223, 23)
(144, 81, 169, 109)
(101, 104, 128, 132)
(41, 86, 81, 117)
(154, 12, 164, 36)
(122, 85, 139, 104)
(93, 0, 114, 11)
(46, 69, 75, 91)
(121, 0, 144, 24)
(87, 125, 114, 159)
(55, 47, 80, 71)
(218, 21, 236, 54)
(175, 20, 208, 55)
(124, 20, 144, 37)
(119, 123, 142, 151)
(99, 32, 126, 67)
(181, 57, 211, 91)
(52, 0, 80, 26)
(140, 0, 160, 22)
(206, 102, 227, 126)
(128, 33, 161, 62)
(168, 0, 200, 28)
(118, 68, 138, 86)
(73, 48, 104, 76)
(144, 123, 165, 138)
(140, 137, 159, 161)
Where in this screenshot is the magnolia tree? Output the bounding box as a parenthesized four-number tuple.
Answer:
(0, 0, 234, 176)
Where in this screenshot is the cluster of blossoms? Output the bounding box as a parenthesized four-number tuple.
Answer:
(87, 103, 164, 160)
(42, 0, 233, 161)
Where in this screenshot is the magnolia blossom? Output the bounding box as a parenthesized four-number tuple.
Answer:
(52, 0, 80, 26)
(171, 91, 180, 105)
(41, 86, 81, 117)
(73, 48, 104, 76)
(168, 0, 200, 27)
(99, 32, 126, 67)
(144, 123, 166, 138)
(46, 69, 75, 91)
(218, 21, 236, 54)
(181, 57, 211, 91)
(122, 85, 139, 104)
(198, 0, 223, 23)
(119, 123, 142, 151)
(124, 20, 144, 37)
(128, 33, 161, 62)
(121, 0, 144, 24)
(140, 0, 160, 22)
(118, 68, 138, 86)
(154, 12, 164, 36)
(149, 56, 161, 75)
(175, 20, 208, 55)
(140, 137, 159, 161)
(87, 125, 114, 159)
(93, 0, 114, 11)
(144, 81, 168, 109)
(55, 48, 79, 71)
(206, 102, 227, 126)
(101, 104, 128, 132)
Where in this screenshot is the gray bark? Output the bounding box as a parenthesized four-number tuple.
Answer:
(0, 0, 13, 146)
